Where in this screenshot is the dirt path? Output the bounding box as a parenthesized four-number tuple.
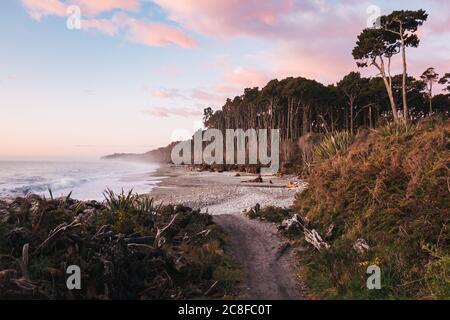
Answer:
(149, 166, 306, 299)
(214, 214, 305, 300)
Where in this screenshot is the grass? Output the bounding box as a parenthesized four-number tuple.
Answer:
(244, 205, 293, 224)
(313, 131, 355, 162)
(293, 116, 450, 299)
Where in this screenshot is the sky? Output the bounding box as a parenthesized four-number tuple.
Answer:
(0, 0, 449, 160)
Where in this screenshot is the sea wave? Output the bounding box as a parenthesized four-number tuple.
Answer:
(0, 161, 159, 200)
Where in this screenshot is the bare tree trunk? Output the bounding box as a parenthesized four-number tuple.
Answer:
(402, 39, 409, 120)
(349, 97, 355, 134)
(376, 57, 398, 121)
(429, 81, 433, 114)
(331, 109, 335, 132)
(302, 105, 309, 135)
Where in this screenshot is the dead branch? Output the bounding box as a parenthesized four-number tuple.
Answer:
(38, 219, 81, 251)
(204, 280, 219, 296)
(304, 228, 330, 251)
(20, 243, 29, 280)
(154, 214, 179, 248)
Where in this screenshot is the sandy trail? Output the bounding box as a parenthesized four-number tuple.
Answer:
(149, 166, 306, 300)
(214, 214, 304, 299)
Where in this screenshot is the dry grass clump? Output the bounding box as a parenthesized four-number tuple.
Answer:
(293, 116, 450, 299)
(0, 190, 239, 299)
(244, 204, 293, 224)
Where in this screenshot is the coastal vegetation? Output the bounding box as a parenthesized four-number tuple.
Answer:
(293, 117, 449, 299)
(0, 191, 239, 299)
(6, 8, 447, 301)
(246, 117, 449, 299)
(226, 9, 449, 299)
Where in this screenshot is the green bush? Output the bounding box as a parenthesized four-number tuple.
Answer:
(313, 131, 355, 161)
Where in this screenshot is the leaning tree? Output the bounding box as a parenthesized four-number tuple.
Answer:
(381, 10, 428, 119)
(353, 28, 399, 121)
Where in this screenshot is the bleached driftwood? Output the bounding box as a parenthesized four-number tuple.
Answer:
(38, 219, 81, 251)
(279, 214, 303, 232)
(325, 224, 334, 239)
(279, 214, 330, 251)
(353, 238, 370, 254)
(304, 228, 330, 251)
(154, 214, 179, 248)
(20, 243, 29, 280)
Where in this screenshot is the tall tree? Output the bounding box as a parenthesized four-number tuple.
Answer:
(420, 67, 439, 113)
(381, 10, 428, 119)
(353, 28, 399, 121)
(337, 72, 365, 133)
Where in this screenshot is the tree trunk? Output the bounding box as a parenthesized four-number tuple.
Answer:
(349, 97, 354, 134)
(429, 82, 433, 114)
(400, 32, 409, 120)
(377, 57, 399, 122)
(302, 105, 309, 135)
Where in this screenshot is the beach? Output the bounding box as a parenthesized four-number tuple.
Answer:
(148, 165, 305, 215)
(149, 165, 308, 299)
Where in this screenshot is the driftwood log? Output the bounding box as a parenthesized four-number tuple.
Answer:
(279, 214, 330, 251)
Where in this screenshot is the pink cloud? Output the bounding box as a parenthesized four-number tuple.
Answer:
(111, 12, 198, 48)
(21, 0, 67, 21)
(187, 68, 272, 106)
(126, 20, 198, 48)
(153, 0, 294, 38)
(223, 67, 271, 88)
(143, 106, 201, 118)
(21, 2, 197, 49)
(72, 0, 139, 16)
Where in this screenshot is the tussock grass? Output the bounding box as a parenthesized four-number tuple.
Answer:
(313, 131, 355, 162)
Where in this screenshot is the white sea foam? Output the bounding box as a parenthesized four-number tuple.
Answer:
(0, 160, 160, 200)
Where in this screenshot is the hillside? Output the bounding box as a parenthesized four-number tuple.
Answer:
(102, 142, 179, 164)
(290, 117, 450, 299)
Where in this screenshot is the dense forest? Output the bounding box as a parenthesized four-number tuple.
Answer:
(202, 10, 449, 168)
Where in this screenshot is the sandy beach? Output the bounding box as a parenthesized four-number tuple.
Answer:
(149, 165, 305, 215)
(149, 165, 308, 299)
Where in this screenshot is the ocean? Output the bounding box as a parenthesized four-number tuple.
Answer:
(0, 160, 161, 201)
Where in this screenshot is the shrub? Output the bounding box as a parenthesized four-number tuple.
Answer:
(0, 191, 239, 299)
(377, 121, 417, 137)
(245, 205, 292, 223)
(313, 131, 355, 162)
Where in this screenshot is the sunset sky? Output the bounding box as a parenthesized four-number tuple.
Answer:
(1, 0, 449, 160)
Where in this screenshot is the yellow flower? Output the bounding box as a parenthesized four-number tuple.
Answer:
(357, 260, 370, 267)
(373, 257, 382, 265)
(357, 257, 382, 268)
